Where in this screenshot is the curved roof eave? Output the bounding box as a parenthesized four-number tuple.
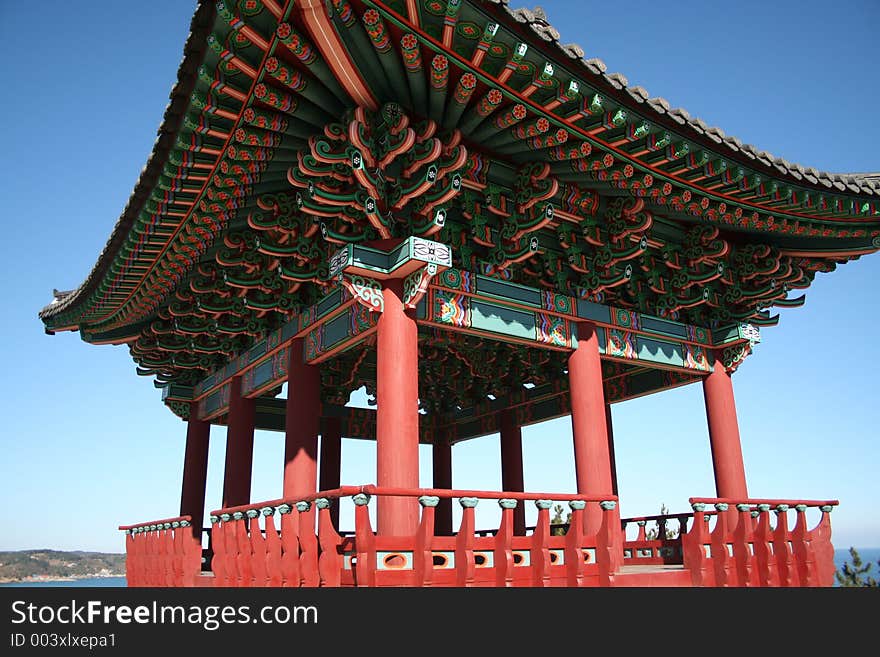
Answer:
(38, 0, 215, 325)
(487, 0, 880, 196)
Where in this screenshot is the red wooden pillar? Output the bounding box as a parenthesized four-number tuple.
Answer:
(432, 438, 453, 536)
(222, 377, 255, 507)
(605, 404, 619, 497)
(499, 409, 526, 535)
(284, 339, 321, 502)
(376, 279, 420, 535)
(702, 357, 748, 498)
(569, 322, 614, 531)
(320, 416, 342, 530)
(180, 402, 210, 538)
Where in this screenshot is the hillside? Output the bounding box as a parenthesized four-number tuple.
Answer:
(0, 550, 125, 582)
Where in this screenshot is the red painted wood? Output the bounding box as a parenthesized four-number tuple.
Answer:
(222, 377, 255, 507)
(564, 503, 586, 587)
(353, 500, 376, 587)
(432, 440, 453, 536)
(569, 322, 614, 533)
(264, 514, 283, 587)
(605, 404, 619, 496)
(499, 410, 526, 535)
(285, 339, 320, 501)
(414, 501, 436, 587)
(235, 519, 253, 587)
(319, 417, 343, 530)
(249, 514, 268, 587)
(812, 509, 835, 586)
(791, 507, 816, 587)
(753, 508, 779, 587)
(180, 402, 210, 539)
(279, 511, 301, 587)
(682, 508, 713, 586)
(376, 279, 420, 535)
(494, 504, 515, 587)
(210, 522, 225, 587)
(531, 504, 552, 587)
(455, 503, 476, 586)
(772, 508, 796, 587)
(317, 502, 342, 587)
(702, 362, 748, 501)
(298, 504, 320, 587)
(710, 506, 733, 586)
(732, 507, 758, 587)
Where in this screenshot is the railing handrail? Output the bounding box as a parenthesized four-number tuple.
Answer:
(209, 485, 620, 516)
(688, 497, 839, 508)
(119, 515, 192, 531)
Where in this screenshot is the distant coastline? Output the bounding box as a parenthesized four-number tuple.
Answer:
(0, 550, 125, 584)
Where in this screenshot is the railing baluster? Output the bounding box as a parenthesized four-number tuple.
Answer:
(415, 496, 439, 587)
(773, 504, 794, 587)
(209, 516, 223, 587)
(263, 507, 283, 587)
(278, 504, 301, 587)
(565, 500, 587, 587)
(791, 504, 815, 587)
(682, 503, 712, 586)
(711, 503, 732, 586)
(531, 500, 552, 587)
(248, 509, 267, 587)
(353, 493, 375, 587)
(316, 498, 342, 587)
(297, 501, 319, 587)
(456, 497, 477, 587)
(753, 504, 777, 587)
(813, 505, 835, 586)
(596, 500, 621, 586)
(732, 504, 755, 587)
(495, 499, 517, 587)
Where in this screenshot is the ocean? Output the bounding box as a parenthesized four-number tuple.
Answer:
(1, 548, 877, 587)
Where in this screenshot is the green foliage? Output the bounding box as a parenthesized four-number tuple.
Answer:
(550, 504, 571, 536)
(835, 547, 879, 587)
(645, 504, 680, 540)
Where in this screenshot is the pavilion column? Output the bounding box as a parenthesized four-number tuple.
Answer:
(568, 322, 614, 531)
(499, 409, 526, 535)
(376, 278, 420, 535)
(605, 404, 619, 497)
(284, 339, 321, 506)
(180, 401, 210, 538)
(222, 376, 255, 508)
(703, 356, 748, 499)
(432, 437, 453, 536)
(319, 416, 342, 530)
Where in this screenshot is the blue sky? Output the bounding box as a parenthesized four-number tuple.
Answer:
(0, 0, 877, 554)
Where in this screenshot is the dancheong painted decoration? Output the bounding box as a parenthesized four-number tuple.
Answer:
(39, 0, 879, 587)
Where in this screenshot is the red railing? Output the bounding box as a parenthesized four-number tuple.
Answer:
(680, 498, 838, 586)
(118, 516, 202, 587)
(207, 485, 621, 587)
(119, 492, 839, 587)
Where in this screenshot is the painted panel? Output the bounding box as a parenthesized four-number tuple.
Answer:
(638, 337, 684, 367)
(536, 313, 570, 347)
(470, 300, 536, 339)
(243, 359, 274, 396)
(476, 275, 542, 306)
(316, 288, 343, 318)
(351, 247, 389, 271)
(606, 329, 638, 359)
(640, 314, 688, 339)
(577, 299, 611, 324)
(433, 289, 471, 327)
(324, 312, 349, 349)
